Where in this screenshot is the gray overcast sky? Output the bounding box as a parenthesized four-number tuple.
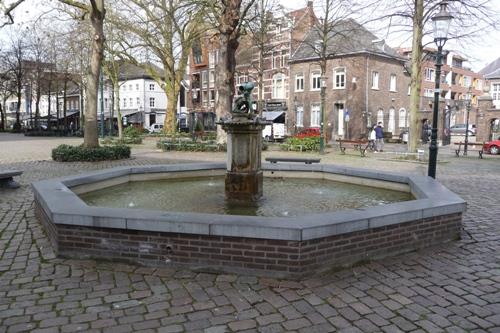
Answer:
(1, 0, 499, 71)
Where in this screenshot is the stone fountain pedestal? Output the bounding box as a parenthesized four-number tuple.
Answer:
(219, 115, 271, 202)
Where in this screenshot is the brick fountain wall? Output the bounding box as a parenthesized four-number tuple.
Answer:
(35, 202, 461, 278)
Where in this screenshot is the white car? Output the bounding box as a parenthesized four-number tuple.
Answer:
(149, 123, 164, 133)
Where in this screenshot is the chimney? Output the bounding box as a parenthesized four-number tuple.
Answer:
(307, 1, 313, 9)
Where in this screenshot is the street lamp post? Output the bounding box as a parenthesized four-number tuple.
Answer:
(320, 76, 327, 155)
(428, 1, 453, 179)
(464, 86, 472, 156)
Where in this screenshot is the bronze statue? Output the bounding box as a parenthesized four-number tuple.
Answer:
(231, 82, 255, 117)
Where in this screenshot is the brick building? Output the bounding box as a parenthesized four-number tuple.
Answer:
(187, 2, 316, 128)
(289, 19, 411, 140)
(399, 49, 483, 142)
(477, 57, 500, 142)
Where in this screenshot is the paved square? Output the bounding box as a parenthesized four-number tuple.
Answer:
(1, 134, 499, 332)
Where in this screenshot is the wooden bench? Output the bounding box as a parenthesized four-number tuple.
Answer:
(265, 157, 321, 164)
(336, 139, 371, 157)
(453, 142, 484, 159)
(0, 170, 23, 189)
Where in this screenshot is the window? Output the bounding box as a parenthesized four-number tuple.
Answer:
(425, 68, 435, 81)
(296, 105, 304, 127)
(334, 67, 346, 89)
(123, 98, 127, 107)
(463, 76, 471, 87)
(272, 51, 281, 69)
(377, 109, 384, 126)
(150, 97, 155, 107)
(281, 50, 287, 67)
(149, 83, 155, 91)
(202, 71, 208, 88)
(210, 90, 215, 101)
(399, 108, 407, 128)
(272, 73, 284, 99)
(129, 84, 132, 91)
(372, 71, 379, 89)
(192, 39, 203, 64)
(492, 83, 500, 100)
(311, 71, 321, 91)
(295, 74, 304, 92)
(390, 74, 397, 92)
(129, 98, 133, 107)
(424, 89, 434, 97)
(136, 84, 139, 90)
(209, 70, 215, 86)
(388, 108, 395, 133)
(311, 104, 320, 127)
(136, 97, 140, 106)
(209, 51, 215, 68)
(122, 85, 126, 91)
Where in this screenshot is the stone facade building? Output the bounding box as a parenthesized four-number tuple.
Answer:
(187, 2, 316, 129)
(289, 19, 411, 140)
(477, 57, 500, 142)
(399, 49, 483, 143)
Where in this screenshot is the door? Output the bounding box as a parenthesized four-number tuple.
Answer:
(388, 108, 395, 134)
(149, 114, 156, 126)
(336, 104, 344, 137)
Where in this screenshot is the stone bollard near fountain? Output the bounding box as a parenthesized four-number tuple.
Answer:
(218, 83, 271, 202)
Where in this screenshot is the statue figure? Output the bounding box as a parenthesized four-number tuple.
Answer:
(231, 82, 255, 117)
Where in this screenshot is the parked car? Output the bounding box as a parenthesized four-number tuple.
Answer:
(149, 123, 164, 133)
(449, 124, 476, 136)
(483, 139, 500, 155)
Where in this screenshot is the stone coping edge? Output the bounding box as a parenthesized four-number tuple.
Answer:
(32, 163, 466, 241)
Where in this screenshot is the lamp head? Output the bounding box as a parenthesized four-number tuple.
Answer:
(432, 1, 453, 47)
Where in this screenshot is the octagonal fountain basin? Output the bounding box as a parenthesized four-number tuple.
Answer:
(33, 163, 465, 278)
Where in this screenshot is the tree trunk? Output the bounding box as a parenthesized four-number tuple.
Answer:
(409, 0, 424, 153)
(114, 82, 123, 139)
(164, 86, 178, 134)
(83, 1, 105, 148)
(216, 35, 239, 143)
(0, 102, 4, 131)
(56, 91, 60, 131)
(63, 80, 68, 133)
(35, 84, 41, 130)
(14, 89, 21, 132)
(47, 82, 52, 131)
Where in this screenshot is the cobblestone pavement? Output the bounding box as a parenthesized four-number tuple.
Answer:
(1, 134, 500, 332)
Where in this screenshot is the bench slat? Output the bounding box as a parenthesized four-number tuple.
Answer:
(265, 157, 320, 164)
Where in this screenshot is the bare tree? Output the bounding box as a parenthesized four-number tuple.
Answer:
(0, 58, 16, 131)
(243, 0, 283, 113)
(2, 0, 106, 147)
(102, 21, 124, 139)
(376, 0, 499, 152)
(298, 0, 369, 152)
(3, 29, 27, 132)
(109, 0, 203, 134)
(197, 0, 256, 142)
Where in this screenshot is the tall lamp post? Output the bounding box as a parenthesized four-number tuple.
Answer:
(464, 86, 472, 155)
(99, 69, 105, 138)
(319, 76, 327, 155)
(428, 1, 453, 179)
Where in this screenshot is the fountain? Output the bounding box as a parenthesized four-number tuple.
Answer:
(218, 82, 271, 202)
(32, 84, 465, 278)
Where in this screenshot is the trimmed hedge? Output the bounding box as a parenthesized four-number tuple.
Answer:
(52, 144, 131, 162)
(281, 136, 320, 151)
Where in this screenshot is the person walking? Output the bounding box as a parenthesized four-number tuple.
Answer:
(375, 122, 384, 152)
(369, 125, 376, 151)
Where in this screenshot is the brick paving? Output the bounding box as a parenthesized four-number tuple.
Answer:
(1, 133, 499, 332)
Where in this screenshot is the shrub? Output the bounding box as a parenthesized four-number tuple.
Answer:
(52, 144, 131, 162)
(123, 126, 143, 138)
(284, 136, 320, 151)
